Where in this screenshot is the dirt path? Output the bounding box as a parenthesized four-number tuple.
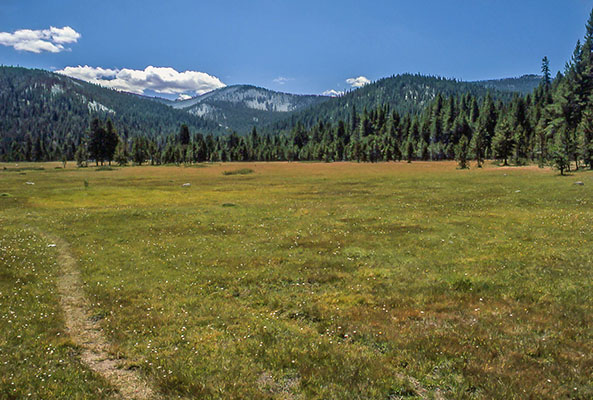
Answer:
(394, 372, 445, 400)
(46, 233, 159, 400)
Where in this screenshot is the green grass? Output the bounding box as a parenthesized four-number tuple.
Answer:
(0, 225, 113, 399)
(222, 168, 254, 176)
(1, 161, 592, 399)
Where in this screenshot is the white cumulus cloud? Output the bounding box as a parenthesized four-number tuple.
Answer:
(322, 89, 344, 97)
(56, 65, 226, 96)
(346, 76, 371, 88)
(48, 26, 80, 44)
(0, 26, 80, 53)
(273, 76, 293, 85)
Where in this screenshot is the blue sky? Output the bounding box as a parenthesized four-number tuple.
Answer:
(1, 0, 591, 97)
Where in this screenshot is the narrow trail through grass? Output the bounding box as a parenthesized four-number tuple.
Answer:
(43, 231, 159, 400)
(397, 375, 444, 400)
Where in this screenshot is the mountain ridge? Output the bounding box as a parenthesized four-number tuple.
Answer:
(0, 66, 544, 161)
(156, 85, 328, 132)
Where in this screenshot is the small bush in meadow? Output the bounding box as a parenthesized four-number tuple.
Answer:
(222, 168, 254, 176)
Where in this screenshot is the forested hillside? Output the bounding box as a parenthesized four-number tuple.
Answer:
(268, 74, 518, 133)
(0, 67, 221, 161)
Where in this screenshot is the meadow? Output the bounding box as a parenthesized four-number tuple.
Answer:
(0, 161, 592, 399)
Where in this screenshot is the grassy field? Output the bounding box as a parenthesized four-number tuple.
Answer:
(1, 161, 592, 399)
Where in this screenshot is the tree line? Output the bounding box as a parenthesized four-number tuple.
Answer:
(6, 9, 593, 174)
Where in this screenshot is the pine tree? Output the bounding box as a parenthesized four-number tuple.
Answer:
(430, 117, 443, 152)
(549, 130, 571, 175)
(455, 135, 470, 169)
(586, 8, 593, 46)
(24, 134, 33, 161)
(114, 140, 129, 166)
(10, 141, 23, 161)
(88, 118, 106, 166)
(578, 109, 593, 169)
(132, 137, 147, 165)
(74, 144, 88, 167)
(33, 136, 44, 162)
(104, 119, 119, 165)
(492, 118, 515, 166)
(510, 98, 531, 164)
(179, 124, 190, 146)
(535, 116, 551, 168)
(148, 140, 159, 165)
(471, 123, 487, 167)
(542, 56, 551, 88)
(480, 93, 498, 157)
(469, 97, 480, 125)
(350, 105, 359, 134)
(547, 80, 580, 170)
(405, 138, 415, 163)
(418, 139, 429, 160)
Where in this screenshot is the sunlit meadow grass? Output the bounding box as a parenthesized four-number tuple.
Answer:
(0, 223, 113, 399)
(1, 161, 592, 399)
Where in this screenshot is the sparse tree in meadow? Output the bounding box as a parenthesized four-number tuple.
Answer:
(549, 133, 571, 175)
(455, 135, 470, 169)
(74, 143, 88, 167)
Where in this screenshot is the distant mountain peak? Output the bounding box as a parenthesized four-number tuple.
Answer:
(474, 75, 542, 94)
(161, 84, 328, 132)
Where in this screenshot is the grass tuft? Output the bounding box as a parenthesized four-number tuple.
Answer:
(222, 168, 254, 176)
